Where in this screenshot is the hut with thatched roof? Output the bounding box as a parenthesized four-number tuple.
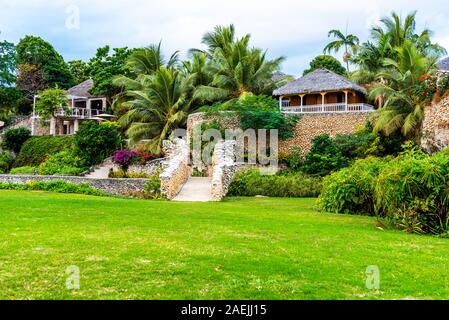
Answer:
(273, 68, 374, 113)
(438, 57, 449, 72)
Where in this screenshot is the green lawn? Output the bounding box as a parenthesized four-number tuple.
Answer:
(1, 190, 448, 300)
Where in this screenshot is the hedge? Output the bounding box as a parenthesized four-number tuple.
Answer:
(14, 136, 74, 167)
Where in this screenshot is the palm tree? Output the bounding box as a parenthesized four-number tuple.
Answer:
(118, 67, 194, 155)
(192, 25, 284, 104)
(112, 43, 179, 116)
(323, 29, 360, 72)
(369, 40, 437, 137)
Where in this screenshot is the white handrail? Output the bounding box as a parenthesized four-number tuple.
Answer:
(281, 103, 374, 114)
(54, 107, 101, 118)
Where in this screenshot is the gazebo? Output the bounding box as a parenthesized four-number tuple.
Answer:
(273, 68, 374, 114)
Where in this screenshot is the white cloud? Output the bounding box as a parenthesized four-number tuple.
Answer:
(0, 0, 448, 76)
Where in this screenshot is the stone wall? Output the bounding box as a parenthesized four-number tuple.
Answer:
(279, 113, 370, 155)
(187, 111, 371, 156)
(0, 174, 151, 196)
(0, 116, 50, 136)
(211, 140, 237, 201)
(159, 138, 190, 199)
(421, 94, 449, 153)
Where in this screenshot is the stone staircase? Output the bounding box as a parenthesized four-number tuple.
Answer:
(172, 177, 213, 202)
(84, 158, 114, 179)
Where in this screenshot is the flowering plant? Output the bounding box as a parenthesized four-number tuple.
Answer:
(113, 149, 138, 171)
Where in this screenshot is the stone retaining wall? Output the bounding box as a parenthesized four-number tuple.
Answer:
(187, 111, 371, 156)
(159, 138, 190, 199)
(421, 94, 449, 153)
(0, 174, 151, 196)
(211, 140, 237, 201)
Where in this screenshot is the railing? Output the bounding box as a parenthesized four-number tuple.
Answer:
(54, 107, 101, 119)
(281, 103, 374, 114)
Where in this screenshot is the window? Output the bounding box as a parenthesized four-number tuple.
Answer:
(337, 93, 345, 103)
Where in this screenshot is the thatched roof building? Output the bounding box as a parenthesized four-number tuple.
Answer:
(273, 68, 366, 96)
(438, 57, 449, 72)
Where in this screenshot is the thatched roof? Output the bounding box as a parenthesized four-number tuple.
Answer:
(273, 68, 367, 96)
(438, 57, 449, 71)
(65, 79, 95, 98)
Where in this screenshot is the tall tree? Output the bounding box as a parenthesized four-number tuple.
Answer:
(16, 36, 74, 93)
(369, 40, 436, 138)
(323, 29, 360, 73)
(84, 45, 133, 101)
(67, 60, 89, 84)
(193, 25, 284, 104)
(303, 55, 347, 76)
(0, 38, 16, 86)
(118, 67, 195, 155)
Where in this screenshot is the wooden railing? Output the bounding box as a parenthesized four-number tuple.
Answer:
(281, 103, 374, 114)
(54, 107, 101, 118)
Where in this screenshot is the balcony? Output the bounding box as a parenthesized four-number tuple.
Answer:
(280, 102, 375, 114)
(54, 107, 101, 119)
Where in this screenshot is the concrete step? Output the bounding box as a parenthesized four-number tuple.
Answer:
(172, 177, 213, 202)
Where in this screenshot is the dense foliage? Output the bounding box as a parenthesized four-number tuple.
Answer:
(228, 169, 322, 198)
(35, 87, 69, 120)
(0, 151, 14, 174)
(37, 151, 86, 176)
(0, 180, 106, 197)
(16, 35, 74, 92)
(0, 39, 16, 86)
(303, 55, 347, 76)
(14, 136, 74, 167)
(74, 121, 122, 166)
(1, 127, 31, 153)
(319, 147, 449, 236)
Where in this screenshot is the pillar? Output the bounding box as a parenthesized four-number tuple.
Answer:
(74, 119, 79, 133)
(50, 117, 56, 136)
(344, 91, 349, 111)
(320, 92, 326, 112)
(279, 96, 283, 110)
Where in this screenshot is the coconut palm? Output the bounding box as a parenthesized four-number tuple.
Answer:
(323, 29, 360, 72)
(193, 25, 284, 104)
(118, 67, 194, 155)
(369, 40, 437, 137)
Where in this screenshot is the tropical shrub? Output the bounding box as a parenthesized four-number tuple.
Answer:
(35, 87, 69, 121)
(319, 147, 449, 236)
(112, 149, 138, 172)
(0, 180, 106, 197)
(301, 134, 348, 176)
(10, 166, 36, 174)
(375, 148, 449, 235)
(228, 169, 322, 198)
(2, 127, 31, 153)
(74, 121, 122, 166)
(37, 151, 85, 176)
(0, 152, 14, 174)
(318, 157, 390, 215)
(14, 136, 74, 167)
(143, 172, 163, 199)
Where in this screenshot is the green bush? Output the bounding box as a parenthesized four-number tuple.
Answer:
(301, 134, 348, 176)
(14, 135, 74, 167)
(319, 147, 449, 236)
(228, 169, 322, 198)
(318, 157, 389, 215)
(74, 121, 122, 166)
(144, 173, 163, 199)
(37, 151, 85, 176)
(0, 152, 14, 173)
(0, 180, 106, 197)
(10, 166, 36, 174)
(2, 127, 31, 153)
(375, 148, 449, 235)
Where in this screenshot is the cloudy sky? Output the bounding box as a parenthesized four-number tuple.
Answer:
(1, 0, 448, 77)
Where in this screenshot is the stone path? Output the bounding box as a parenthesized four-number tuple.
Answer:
(172, 177, 213, 202)
(84, 161, 114, 179)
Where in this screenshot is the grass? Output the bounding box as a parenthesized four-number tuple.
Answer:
(1, 190, 449, 300)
